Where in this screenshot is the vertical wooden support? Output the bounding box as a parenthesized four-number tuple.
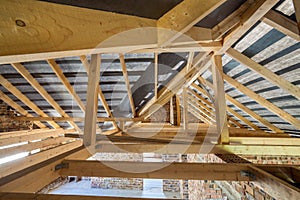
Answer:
(182, 88, 189, 130)
(176, 95, 181, 126)
(154, 53, 158, 100)
(211, 55, 229, 144)
(83, 54, 101, 147)
(293, 0, 300, 34)
(170, 96, 175, 125)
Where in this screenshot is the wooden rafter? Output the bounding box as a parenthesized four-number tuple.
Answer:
(188, 86, 244, 128)
(293, 0, 300, 34)
(83, 54, 101, 147)
(119, 54, 136, 117)
(0, 90, 46, 128)
(11, 63, 81, 132)
(262, 10, 300, 41)
(157, 0, 225, 46)
(11, 116, 143, 122)
(218, 0, 280, 54)
(0, 74, 60, 129)
(80, 55, 119, 130)
(211, 55, 229, 144)
(182, 89, 189, 129)
(226, 106, 260, 130)
(47, 59, 86, 111)
(138, 53, 211, 119)
(226, 48, 300, 101)
(223, 73, 300, 129)
(198, 77, 284, 133)
(186, 99, 213, 125)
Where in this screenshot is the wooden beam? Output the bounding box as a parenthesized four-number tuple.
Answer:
(182, 89, 189, 130)
(119, 54, 136, 117)
(0, 91, 46, 128)
(0, 146, 85, 193)
(0, 75, 59, 129)
(249, 166, 300, 200)
(11, 63, 81, 131)
(0, 137, 74, 158)
(47, 59, 85, 111)
(230, 137, 300, 146)
(226, 48, 300, 101)
(211, 55, 229, 144)
(80, 55, 120, 130)
(61, 160, 249, 181)
(157, 0, 225, 46)
(0, 129, 65, 146)
(262, 10, 300, 41)
(186, 95, 215, 123)
(83, 54, 101, 147)
(0, 140, 82, 179)
(175, 95, 181, 126)
(11, 116, 142, 122)
(95, 142, 300, 155)
(198, 76, 283, 133)
(218, 0, 280, 54)
(0, 129, 48, 139)
(169, 96, 175, 125)
(293, 0, 300, 34)
(223, 73, 300, 130)
(0, 193, 168, 200)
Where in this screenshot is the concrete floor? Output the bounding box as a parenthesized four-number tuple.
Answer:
(49, 180, 181, 199)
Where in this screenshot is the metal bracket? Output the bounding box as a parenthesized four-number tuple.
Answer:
(55, 162, 69, 171)
(241, 170, 256, 180)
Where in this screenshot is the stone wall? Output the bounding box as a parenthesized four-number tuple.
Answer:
(0, 100, 33, 132)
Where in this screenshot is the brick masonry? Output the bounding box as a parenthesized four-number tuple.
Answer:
(0, 100, 33, 132)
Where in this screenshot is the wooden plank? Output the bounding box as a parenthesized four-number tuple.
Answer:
(0, 137, 74, 158)
(226, 48, 300, 101)
(230, 137, 300, 146)
(11, 63, 80, 131)
(169, 96, 175, 125)
(0, 193, 167, 200)
(182, 89, 189, 130)
(0, 146, 85, 193)
(223, 73, 300, 129)
(61, 160, 249, 181)
(119, 54, 136, 117)
(80, 55, 119, 130)
(0, 75, 59, 129)
(249, 166, 300, 200)
(157, 0, 225, 46)
(262, 10, 300, 41)
(0, 129, 49, 139)
(0, 140, 82, 179)
(198, 76, 283, 133)
(47, 59, 85, 111)
(83, 54, 101, 147)
(211, 55, 229, 144)
(218, 0, 280, 54)
(293, 0, 300, 34)
(187, 95, 215, 123)
(0, 129, 65, 146)
(0, 91, 45, 128)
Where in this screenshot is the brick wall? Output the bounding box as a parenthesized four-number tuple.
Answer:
(0, 100, 33, 132)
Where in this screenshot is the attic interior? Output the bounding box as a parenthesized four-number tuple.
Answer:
(0, 0, 300, 199)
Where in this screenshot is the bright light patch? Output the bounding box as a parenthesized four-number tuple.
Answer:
(0, 152, 29, 165)
(0, 142, 28, 150)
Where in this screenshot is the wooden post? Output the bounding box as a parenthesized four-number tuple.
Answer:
(211, 55, 229, 144)
(83, 54, 101, 147)
(293, 0, 300, 34)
